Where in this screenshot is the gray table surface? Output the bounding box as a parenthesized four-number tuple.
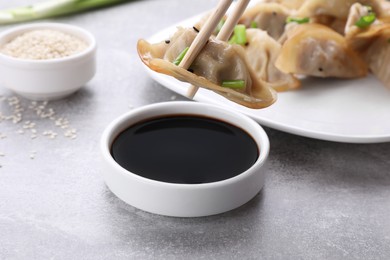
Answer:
(1, 0, 390, 259)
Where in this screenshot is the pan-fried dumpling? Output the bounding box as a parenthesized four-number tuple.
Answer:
(345, 3, 374, 37)
(239, 3, 291, 40)
(244, 29, 300, 92)
(294, 1, 390, 36)
(345, 3, 390, 88)
(275, 23, 368, 78)
(297, 0, 352, 19)
(297, 0, 384, 20)
(345, 3, 388, 51)
(137, 27, 277, 109)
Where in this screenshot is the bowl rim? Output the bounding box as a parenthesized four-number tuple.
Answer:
(101, 101, 270, 189)
(0, 22, 96, 65)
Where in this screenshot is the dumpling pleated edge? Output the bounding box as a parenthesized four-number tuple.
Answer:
(137, 39, 277, 109)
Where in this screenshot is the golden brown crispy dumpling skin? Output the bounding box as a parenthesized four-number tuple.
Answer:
(275, 23, 368, 78)
(137, 28, 277, 109)
(244, 29, 300, 92)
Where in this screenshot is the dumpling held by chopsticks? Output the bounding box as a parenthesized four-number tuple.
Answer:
(137, 27, 277, 109)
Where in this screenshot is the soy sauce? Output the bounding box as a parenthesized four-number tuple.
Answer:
(111, 115, 258, 184)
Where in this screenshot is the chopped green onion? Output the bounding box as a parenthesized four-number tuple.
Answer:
(173, 47, 189, 66)
(222, 80, 245, 89)
(234, 25, 247, 45)
(355, 12, 376, 28)
(228, 34, 237, 44)
(286, 17, 310, 24)
(0, 0, 131, 25)
(232, 24, 247, 45)
(216, 19, 225, 34)
(250, 21, 258, 28)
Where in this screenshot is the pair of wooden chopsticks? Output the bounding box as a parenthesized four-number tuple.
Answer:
(178, 0, 251, 99)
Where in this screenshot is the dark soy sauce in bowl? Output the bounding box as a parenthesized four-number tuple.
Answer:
(111, 115, 259, 184)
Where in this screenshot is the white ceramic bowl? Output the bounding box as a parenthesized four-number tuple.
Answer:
(101, 101, 270, 217)
(0, 22, 96, 100)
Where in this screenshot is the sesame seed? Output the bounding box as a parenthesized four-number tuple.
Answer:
(1, 29, 88, 60)
(1, 96, 79, 164)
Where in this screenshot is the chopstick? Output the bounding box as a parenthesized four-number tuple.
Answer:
(216, 0, 251, 41)
(186, 0, 252, 99)
(178, 0, 233, 69)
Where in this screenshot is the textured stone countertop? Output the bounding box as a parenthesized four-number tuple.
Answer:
(0, 0, 390, 259)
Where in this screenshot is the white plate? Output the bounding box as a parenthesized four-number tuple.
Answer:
(143, 11, 390, 144)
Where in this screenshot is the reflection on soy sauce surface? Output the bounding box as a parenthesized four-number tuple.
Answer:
(111, 115, 259, 184)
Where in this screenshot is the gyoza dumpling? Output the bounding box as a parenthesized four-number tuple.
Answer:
(293, 0, 390, 35)
(345, 3, 390, 88)
(345, 3, 387, 51)
(296, 0, 385, 20)
(275, 23, 368, 78)
(238, 3, 291, 40)
(244, 29, 300, 92)
(137, 27, 277, 109)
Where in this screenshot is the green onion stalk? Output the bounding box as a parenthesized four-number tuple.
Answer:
(221, 80, 245, 89)
(229, 24, 247, 45)
(286, 17, 310, 24)
(173, 47, 189, 66)
(355, 12, 376, 28)
(0, 0, 132, 25)
(250, 21, 258, 28)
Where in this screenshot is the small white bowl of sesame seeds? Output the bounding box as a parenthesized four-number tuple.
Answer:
(0, 22, 96, 101)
